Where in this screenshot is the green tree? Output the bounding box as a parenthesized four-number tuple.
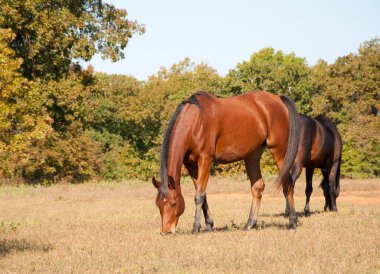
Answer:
(0, 0, 145, 80)
(0, 1, 144, 183)
(86, 73, 159, 179)
(146, 58, 222, 124)
(311, 38, 380, 177)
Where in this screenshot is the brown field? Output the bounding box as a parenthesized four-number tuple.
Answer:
(0, 177, 379, 273)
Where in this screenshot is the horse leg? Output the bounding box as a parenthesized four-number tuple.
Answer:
(281, 178, 296, 229)
(284, 199, 290, 216)
(284, 162, 303, 215)
(202, 194, 214, 231)
(184, 160, 214, 231)
(321, 169, 331, 211)
(192, 155, 212, 233)
(270, 147, 297, 229)
(304, 167, 314, 216)
(327, 161, 340, 212)
(243, 149, 265, 230)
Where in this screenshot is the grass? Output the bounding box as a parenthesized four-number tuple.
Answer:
(0, 177, 379, 273)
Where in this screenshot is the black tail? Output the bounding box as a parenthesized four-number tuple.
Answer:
(335, 155, 341, 197)
(333, 128, 342, 198)
(274, 95, 300, 188)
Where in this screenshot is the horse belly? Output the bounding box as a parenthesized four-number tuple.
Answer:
(211, 100, 267, 164)
(310, 149, 333, 168)
(214, 131, 264, 163)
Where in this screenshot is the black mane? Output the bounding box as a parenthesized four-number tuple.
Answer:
(159, 92, 214, 197)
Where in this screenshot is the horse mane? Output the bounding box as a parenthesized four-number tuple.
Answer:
(159, 91, 215, 197)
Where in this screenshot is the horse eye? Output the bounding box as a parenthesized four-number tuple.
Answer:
(171, 202, 177, 208)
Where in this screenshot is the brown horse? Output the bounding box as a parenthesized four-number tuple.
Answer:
(152, 90, 300, 234)
(285, 114, 342, 216)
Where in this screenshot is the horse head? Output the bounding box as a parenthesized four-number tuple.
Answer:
(152, 176, 185, 234)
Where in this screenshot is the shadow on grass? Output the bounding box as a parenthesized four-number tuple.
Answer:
(172, 210, 327, 235)
(174, 211, 328, 235)
(260, 210, 324, 218)
(175, 222, 290, 235)
(0, 239, 53, 257)
(212, 222, 290, 232)
(175, 222, 292, 235)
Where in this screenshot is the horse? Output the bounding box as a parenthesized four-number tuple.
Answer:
(152, 90, 301, 234)
(285, 114, 342, 216)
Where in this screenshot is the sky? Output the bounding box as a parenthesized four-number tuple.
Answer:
(86, 0, 380, 80)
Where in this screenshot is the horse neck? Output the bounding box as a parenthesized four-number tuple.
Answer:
(166, 116, 193, 188)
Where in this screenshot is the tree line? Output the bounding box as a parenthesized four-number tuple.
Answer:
(0, 1, 379, 184)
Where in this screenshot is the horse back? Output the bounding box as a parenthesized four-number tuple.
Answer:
(190, 91, 290, 163)
(293, 114, 315, 165)
(217, 90, 290, 137)
(315, 115, 342, 151)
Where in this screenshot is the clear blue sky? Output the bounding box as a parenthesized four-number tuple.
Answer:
(86, 0, 380, 80)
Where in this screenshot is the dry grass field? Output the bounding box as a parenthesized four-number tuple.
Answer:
(0, 177, 379, 273)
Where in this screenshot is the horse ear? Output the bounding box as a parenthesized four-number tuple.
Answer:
(168, 176, 176, 189)
(152, 177, 161, 189)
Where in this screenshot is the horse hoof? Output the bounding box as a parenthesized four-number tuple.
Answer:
(243, 225, 251, 231)
(204, 224, 213, 232)
(243, 221, 256, 231)
(192, 227, 201, 234)
(304, 210, 310, 217)
(289, 221, 297, 229)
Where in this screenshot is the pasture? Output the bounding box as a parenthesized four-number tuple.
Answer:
(0, 178, 379, 273)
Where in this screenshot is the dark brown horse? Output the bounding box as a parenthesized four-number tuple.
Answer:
(285, 114, 342, 216)
(152, 90, 300, 234)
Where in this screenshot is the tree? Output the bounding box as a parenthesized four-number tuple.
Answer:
(0, 1, 144, 183)
(0, 29, 51, 180)
(0, 0, 145, 80)
(85, 73, 159, 179)
(311, 38, 380, 177)
(146, 58, 222, 124)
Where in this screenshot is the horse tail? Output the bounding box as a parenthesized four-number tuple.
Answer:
(274, 95, 300, 188)
(333, 122, 343, 196)
(335, 155, 341, 196)
(329, 118, 342, 197)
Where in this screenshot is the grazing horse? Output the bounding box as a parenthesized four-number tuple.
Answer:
(285, 114, 342, 216)
(152, 90, 300, 234)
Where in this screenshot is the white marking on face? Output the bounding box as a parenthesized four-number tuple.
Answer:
(163, 198, 166, 202)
